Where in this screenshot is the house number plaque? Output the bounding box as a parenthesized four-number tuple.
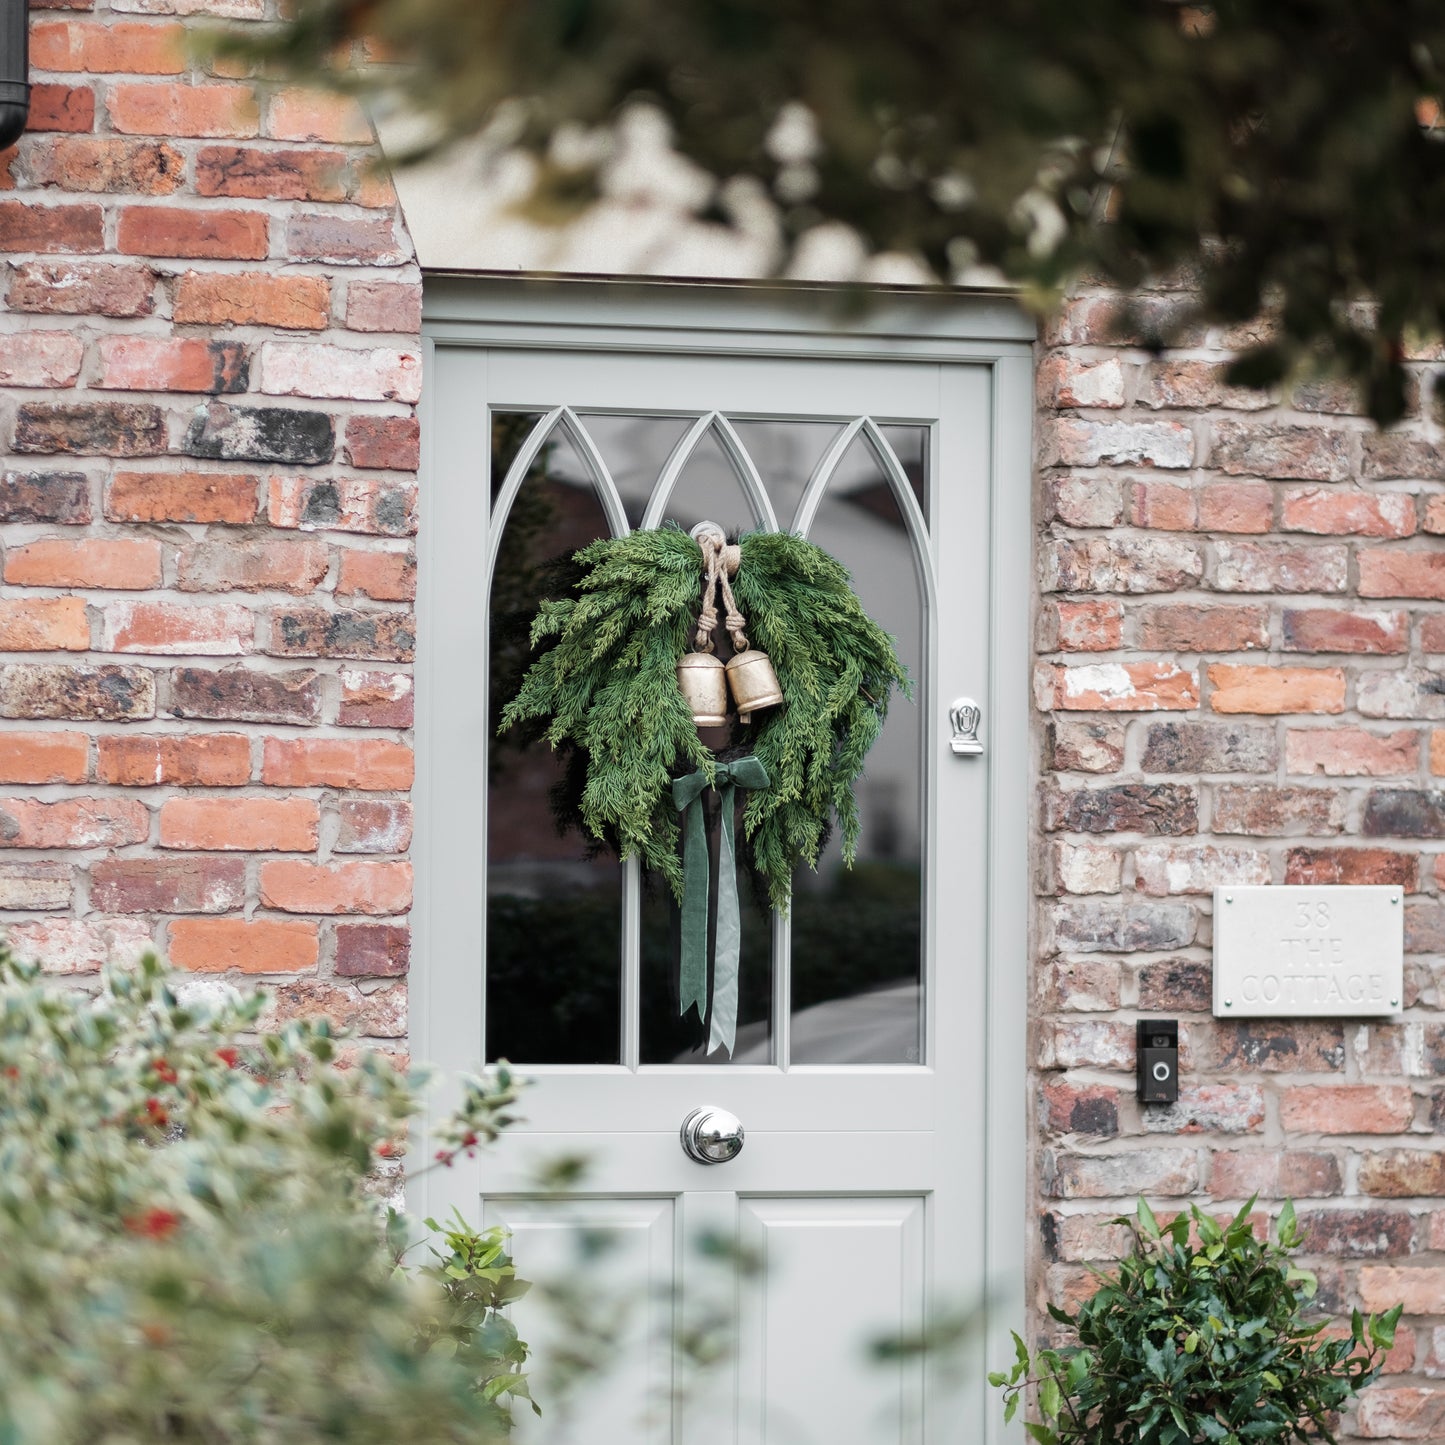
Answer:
(1212, 886, 1403, 1018)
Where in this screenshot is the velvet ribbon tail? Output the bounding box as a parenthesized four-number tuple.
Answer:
(671, 756, 770, 1057)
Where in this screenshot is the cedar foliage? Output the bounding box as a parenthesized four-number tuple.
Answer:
(500, 526, 908, 912)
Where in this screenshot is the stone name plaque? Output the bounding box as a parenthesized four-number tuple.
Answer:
(1212, 885, 1403, 1018)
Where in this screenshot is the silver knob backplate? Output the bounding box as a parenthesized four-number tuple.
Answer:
(680, 1105, 744, 1165)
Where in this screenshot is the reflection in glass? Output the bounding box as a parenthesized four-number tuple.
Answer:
(791, 432, 924, 1065)
(880, 425, 928, 521)
(490, 412, 546, 506)
(574, 414, 692, 527)
(729, 420, 841, 531)
(655, 427, 769, 535)
(486, 421, 621, 1064)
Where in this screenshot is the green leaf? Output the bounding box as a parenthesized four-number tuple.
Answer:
(1138, 1197, 1161, 1239)
(1038, 1376, 1061, 1420)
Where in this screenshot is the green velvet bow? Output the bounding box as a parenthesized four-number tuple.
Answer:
(671, 756, 770, 1057)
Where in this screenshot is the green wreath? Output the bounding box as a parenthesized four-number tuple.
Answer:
(500, 525, 910, 914)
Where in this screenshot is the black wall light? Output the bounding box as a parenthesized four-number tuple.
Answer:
(0, 0, 29, 152)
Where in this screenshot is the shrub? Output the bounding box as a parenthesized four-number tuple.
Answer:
(993, 1198, 1402, 1445)
(0, 950, 533, 1443)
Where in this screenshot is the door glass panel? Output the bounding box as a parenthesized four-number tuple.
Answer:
(490, 411, 546, 506)
(487, 425, 622, 1064)
(655, 426, 768, 534)
(574, 414, 693, 528)
(729, 419, 842, 531)
(880, 424, 929, 522)
(791, 433, 925, 1064)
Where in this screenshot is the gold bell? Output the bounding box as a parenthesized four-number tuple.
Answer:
(725, 646, 783, 724)
(677, 650, 728, 727)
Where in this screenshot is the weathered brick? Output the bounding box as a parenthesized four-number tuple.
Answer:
(1433, 731, 1445, 776)
(342, 415, 420, 472)
(6, 917, 153, 974)
(1040, 1020, 1136, 1071)
(1207, 664, 1345, 715)
(261, 738, 413, 790)
(159, 795, 317, 851)
(333, 799, 412, 854)
(1035, 661, 1198, 712)
(1281, 608, 1408, 654)
(1046, 959, 1121, 1011)
(1043, 536, 1203, 593)
(1129, 480, 1194, 530)
(14, 401, 166, 456)
(1285, 847, 1417, 889)
(1363, 789, 1445, 838)
(117, 205, 268, 260)
(1298, 1210, 1416, 1258)
(0, 331, 84, 387)
(1362, 434, 1445, 481)
(26, 136, 184, 194)
(1359, 549, 1445, 600)
(1200, 1021, 1346, 1073)
(344, 280, 422, 334)
(1292, 379, 1362, 414)
(258, 859, 412, 914)
(1355, 1386, 1445, 1440)
(90, 856, 245, 913)
(0, 731, 88, 784)
(1048, 898, 1195, 952)
(1143, 1084, 1264, 1135)
(172, 270, 329, 329)
(1043, 1148, 1199, 1199)
(1281, 488, 1416, 538)
(167, 917, 318, 974)
(1284, 1086, 1414, 1140)
(1046, 840, 1123, 895)
(28, 81, 96, 134)
(1210, 422, 1350, 481)
(1040, 1211, 1132, 1262)
(335, 550, 415, 602)
(1141, 721, 1277, 774)
(1044, 419, 1194, 469)
(1134, 843, 1270, 896)
(0, 597, 88, 651)
(1209, 1150, 1341, 1200)
(267, 607, 414, 662)
(1212, 541, 1348, 593)
(259, 343, 421, 404)
(0, 796, 149, 849)
(178, 539, 328, 594)
(1358, 667, 1445, 721)
(334, 921, 409, 977)
(0, 470, 90, 523)
(185, 403, 334, 466)
(0, 662, 154, 720)
(1136, 604, 1268, 652)
(106, 82, 258, 138)
(194, 145, 346, 202)
(1044, 782, 1198, 835)
(1142, 360, 1272, 411)
(6, 260, 155, 317)
(1042, 474, 1123, 528)
(1213, 784, 1344, 836)
(1196, 481, 1273, 533)
(1425, 495, 1445, 536)
(265, 979, 405, 1035)
(286, 212, 406, 265)
(97, 732, 249, 787)
(96, 335, 248, 394)
(1137, 959, 1212, 1012)
(1046, 294, 1203, 348)
(267, 475, 415, 534)
(0, 861, 72, 910)
(0, 200, 103, 253)
(1040, 1079, 1120, 1137)
(337, 669, 412, 728)
(106, 470, 258, 524)
(100, 600, 254, 656)
(110, 0, 263, 15)
(5, 537, 161, 589)
(166, 665, 322, 725)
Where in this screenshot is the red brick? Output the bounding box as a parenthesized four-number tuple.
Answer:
(1207, 664, 1345, 715)
(1359, 549, 1445, 600)
(259, 342, 421, 403)
(1043, 418, 1194, 469)
(28, 81, 95, 133)
(0, 731, 88, 783)
(337, 669, 412, 728)
(333, 799, 412, 854)
(117, 205, 268, 260)
(1043, 535, 1203, 593)
(258, 859, 412, 914)
(1043, 1148, 1199, 1199)
(26, 136, 183, 194)
(166, 665, 322, 726)
(1355, 1386, 1445, 1440)
(1287, 846, 1417, 889)
(336, 550, 415, 602)
(1362, 434, 1445, 480)
(13, 401, 165, 455)
(1212, 541, 1347, 593)
(0, 200, 102, 252)
(177, 539, 328, 594)
(1359, 1150, 1445, 1197)
(1281, 608, 1408, 654)
(168, 917, 318, 974)
(266, 88, 372, 143)
(96, 336, 249, 394)
(1209, 1150, 1341, 1200)
(1360, 1267, 1445, 1316)
(1425, 494, 1445, 534)
(159, 796, 317, 851)
(1286, 727, 1420, 777)
(106, 82, 259, 138)
(1137, 604, 1268, 652)
(106, 470, 258, 524)
(1197, 482, 1272, 533)
(0, 662, 155, 720)
(1047, 718, 1125, 773)
(0, 332, 82, 387)
(334, 921, 409, 976)
(1040, 1078, 1120, 1136)
(194, 145, 346, 202)
(7, 917, 153, 974)
(1423, 615, 1445, 652)
(286, 212, 405, 265)
(1280, 1086, 1414, 1135)
(90, 856, 244, 913)
(1282, 488, 1416, 538)
(0, 796, 148, 848)
(31, 20, 185, 73)
(344, 280, 422, 334)
(1299, 1210, 1416, 1260)
(7, 260, 155, 317)
(261, 737, 412, 790)
(267, 607, 414, 662)
(1433, 731, 1445, 775)
(267, 474, 416, 533)
(173, 270, 329, 330)
(1142, 360, 1272, 411)
(1129, 480, 1195, 530)
(0, 471, 90, 524)
(265, 979, 405, 1035)
(0, 861, 72, 910)
(0, 597, 88, 651)
(1036, 661, 1198, 712)
(100, 601, 254, 655)
(4, 537, 161, 589)
(1212, 785, 1343, 835)
(351, 166, 396, 209)
(1144, 1083, 1265, 1134)
(1210, 422, 1350, 481)
(97, 732, 249, 787)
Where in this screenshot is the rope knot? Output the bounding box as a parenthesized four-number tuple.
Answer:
(690, 520, 748, 653)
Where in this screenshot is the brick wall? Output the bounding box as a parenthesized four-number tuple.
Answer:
(1036, 291, 1445, 1439)
(0, 1, 420, 1043)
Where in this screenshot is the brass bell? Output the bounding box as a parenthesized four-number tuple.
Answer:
(725, 646, 783, 724)
(677, 650, 728, 727)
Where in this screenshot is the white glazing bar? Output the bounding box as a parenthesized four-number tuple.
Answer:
(709, 413, 779, 531)
(485, 407, 564, 567)
(559, 407, 631, 539)
(772, 904, 791, 1070)
(640, 412, 714, 528)
(791, 415, 866, 537)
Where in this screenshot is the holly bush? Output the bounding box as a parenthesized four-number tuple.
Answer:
(0, 950, 533, 1443)
(993, 1197, 1401, 1445)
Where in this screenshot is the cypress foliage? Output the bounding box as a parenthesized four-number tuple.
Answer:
(500, 527, 909, 912)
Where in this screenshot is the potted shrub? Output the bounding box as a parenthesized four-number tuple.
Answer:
(993, 1197, 1401, 1445)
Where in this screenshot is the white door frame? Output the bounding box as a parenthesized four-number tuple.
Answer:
(414, 277, 1034, 1445)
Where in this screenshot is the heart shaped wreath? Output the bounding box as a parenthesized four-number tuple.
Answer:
(500, 524, 909, 916)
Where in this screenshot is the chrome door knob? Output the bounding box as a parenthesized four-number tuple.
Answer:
(680, 1106, 744, 1164)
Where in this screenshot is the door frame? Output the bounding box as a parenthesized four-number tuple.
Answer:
(414, 276, 1035, 1445)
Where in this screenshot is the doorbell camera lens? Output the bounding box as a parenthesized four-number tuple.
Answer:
(1151, 1060, 1172, 1083)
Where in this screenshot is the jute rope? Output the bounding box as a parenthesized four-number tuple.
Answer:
(690, 521, 750, 654)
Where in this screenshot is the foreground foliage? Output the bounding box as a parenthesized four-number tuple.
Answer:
(0, 951, 532, 1443)
(993, 1198, 1401, 1445)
